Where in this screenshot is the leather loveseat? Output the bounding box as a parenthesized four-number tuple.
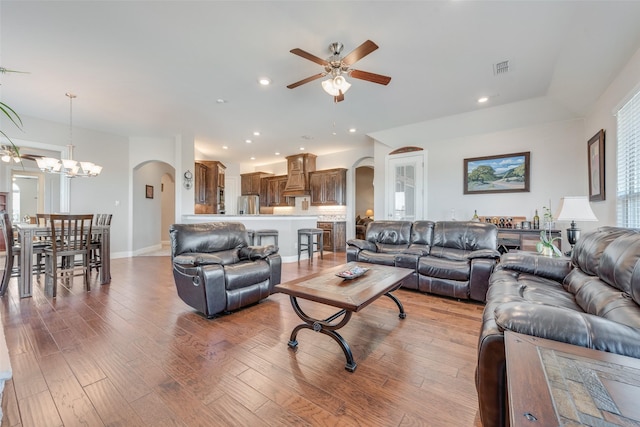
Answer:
(476, 226, 640, 427)
(169, 222, 282, 318)
(347, 220, 500, 302)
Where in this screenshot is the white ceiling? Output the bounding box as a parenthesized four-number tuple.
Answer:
(2, 1, 640, 167)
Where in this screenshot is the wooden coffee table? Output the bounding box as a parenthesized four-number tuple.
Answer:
(274, 262, 413, 372)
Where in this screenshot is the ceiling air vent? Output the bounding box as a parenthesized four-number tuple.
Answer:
(494, 60, 510, 75)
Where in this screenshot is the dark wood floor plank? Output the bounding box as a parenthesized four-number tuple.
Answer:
(38, 351, 104, 426)
(18, 389, 63, 427)
(1, 378, 21, 427)
(1, 253, 486, 426)
(83, 378, 146, 427)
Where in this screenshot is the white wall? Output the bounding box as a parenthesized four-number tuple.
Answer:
(585, 45, 640, 227)
(374, 116, 589, 250)
(0, 114, 130, 255)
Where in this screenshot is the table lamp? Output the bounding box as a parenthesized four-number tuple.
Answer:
(555, 196, 598, 253)
(365, 209, 374, 218)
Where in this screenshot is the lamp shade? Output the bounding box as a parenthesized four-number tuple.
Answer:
(365, 209, 374, 217)
(321, 76, 351, 96)
(555, 196, 598, 222)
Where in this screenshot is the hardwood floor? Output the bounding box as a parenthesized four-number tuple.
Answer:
(1, 253, 485, 426)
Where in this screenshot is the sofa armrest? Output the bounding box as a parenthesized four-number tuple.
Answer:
(173, 253, 225, 267)
(239, 245, 279, 261)
(497, 252, 572, 282)
(495, 302, 640, 359)
(346, 239, 376, 252)
(468, 248, 501, 260)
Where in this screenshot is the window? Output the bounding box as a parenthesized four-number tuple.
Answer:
(12, 182, 20, 223)
(617, 89, 640, 228)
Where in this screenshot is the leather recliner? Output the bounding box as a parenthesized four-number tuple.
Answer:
(169, 222, 282, 318)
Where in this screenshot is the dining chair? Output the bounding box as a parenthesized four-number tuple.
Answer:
(0, 212, 17, 297)
(90, 214, 112, 274)
(43, 214, 93, 297)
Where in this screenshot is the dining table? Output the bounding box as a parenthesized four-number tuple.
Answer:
(14, 223, 111, 298)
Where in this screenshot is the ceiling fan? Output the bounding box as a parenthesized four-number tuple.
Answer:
(287, 40, 391, 103)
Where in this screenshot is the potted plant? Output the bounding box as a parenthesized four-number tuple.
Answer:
(1, 67, 25, 156)
(536, 202, 562, 256)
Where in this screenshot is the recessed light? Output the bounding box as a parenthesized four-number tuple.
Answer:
(300, 147, 305, 151)
(250, 156, 256, 160)
(349, 128, 356, 133)
(222, 145, 228, 150)
(258, 77, 271, 86)
(253, 131, 260, 136)
(216, 98, 227, 104)
(478, 96, 489, 103)
(245, 139, 252, 143)
(275, 152, 280, 156)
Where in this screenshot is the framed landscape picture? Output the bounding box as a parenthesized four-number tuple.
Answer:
(588, 129, 605, 201)
(145, 185, 154, 199)
(464, 151, 530, 195)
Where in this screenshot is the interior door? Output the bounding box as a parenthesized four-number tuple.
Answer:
(386, 152, 425, 220)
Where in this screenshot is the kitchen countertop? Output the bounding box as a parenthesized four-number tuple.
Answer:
(181, 214, 319, 262)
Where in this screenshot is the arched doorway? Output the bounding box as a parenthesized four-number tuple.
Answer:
(132, 160, 175, 255)
(348, 156, 374, 239)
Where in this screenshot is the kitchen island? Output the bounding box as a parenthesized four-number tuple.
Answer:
(181, 215, 318, 262)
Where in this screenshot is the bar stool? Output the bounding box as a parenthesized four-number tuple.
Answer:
(255, 229, 278, 246)
(246, 229, 255, 245)
(298, 228, 324, 262)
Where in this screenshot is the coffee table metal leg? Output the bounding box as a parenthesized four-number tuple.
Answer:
(287, 296, 357, 372)
(384, 291, 406, 319)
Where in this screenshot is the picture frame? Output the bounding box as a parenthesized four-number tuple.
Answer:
(145, 185, 154, 199)
(464, 151, 530, 195)
(588, 129, 605, 201)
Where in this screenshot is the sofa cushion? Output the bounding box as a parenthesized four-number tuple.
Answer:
(171, 222, 248, 256)
(418, 256, 469, 281)
(571, 226, 635, 277)
(356, 250, 397, 266)
(432, 221, 498, 251)
(365, 221, 412, 246)
(599, 231, 640, 300)
(224, 260, 271, 291)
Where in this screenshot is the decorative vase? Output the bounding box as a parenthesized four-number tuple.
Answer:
(539, 245, 554, 257)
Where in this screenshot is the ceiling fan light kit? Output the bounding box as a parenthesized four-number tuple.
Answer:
(288, 39, 391, 103)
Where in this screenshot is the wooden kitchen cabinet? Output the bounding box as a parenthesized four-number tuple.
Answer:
(309, 168, 347, 206)
(195, 161, 225, 214)
(241, 172, 272, 195)
(282, 153, 316, 197)
(264, 175, 294, 207)
(317, 221, 346, 252)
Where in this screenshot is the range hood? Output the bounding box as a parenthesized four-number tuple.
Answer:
(282, 153, 317, 197)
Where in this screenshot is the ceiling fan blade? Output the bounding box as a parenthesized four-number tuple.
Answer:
(290, 48, 329, 66)
(342, 40, 379, 66)
(287, 73, 325, 89)
(350, 69, 392, 85)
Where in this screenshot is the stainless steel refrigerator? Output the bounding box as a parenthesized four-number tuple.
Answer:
(237, 195, 259, 215)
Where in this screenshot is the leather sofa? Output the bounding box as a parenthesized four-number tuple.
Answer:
(355, 216, 373, 240)
(169, 222, 282, 318)
(477, 226, 640, 427)
(347, 220, 500, 302)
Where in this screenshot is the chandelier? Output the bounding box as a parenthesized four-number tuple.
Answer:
(0, 144, 21, 163)
(35, 93, 102, 177)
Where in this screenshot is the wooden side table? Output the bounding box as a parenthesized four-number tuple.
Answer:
(505, 331, 640, 426)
